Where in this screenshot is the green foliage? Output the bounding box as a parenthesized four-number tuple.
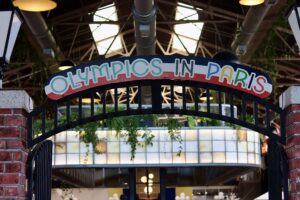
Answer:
(166, 118, 183, 156)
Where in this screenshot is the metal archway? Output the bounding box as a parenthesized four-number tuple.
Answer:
(27, 79, 288, 200)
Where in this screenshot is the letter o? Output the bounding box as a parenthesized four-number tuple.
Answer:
(50, 76, 69, 95)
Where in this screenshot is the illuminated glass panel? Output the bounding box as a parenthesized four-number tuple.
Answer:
(185, 130, 197, 140)
(212, 129, 225, 140)
(213, 141, 225, 152)
(199, 141, 212, 152)
(67, 143, 79, 153)
(213, 152, 225, 163)
(226, 141, 237, 152)
(56, 132, 66, 142)
(199, 129, 211, 140)
(94, 154, 107, 164)
(185, 141, 197, 152)
(52, 128, 262, 166)
(225, 129, 237, 140)
(226, 152, 237, 163)
(147, 153, 159, 164)
(200, 153, 212, 163)
(67, 154, 79, 165)
(55, 154, 66, 165)
(120, 153, 132, 164)
(238, 153, 248, 163)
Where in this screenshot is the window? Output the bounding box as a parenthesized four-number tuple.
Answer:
(172, 2, 204, 54)
(89, 3, 123, 57)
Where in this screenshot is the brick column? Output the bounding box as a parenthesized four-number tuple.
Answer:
(0, 90, 33, 200)
(280, 86, 300, 199)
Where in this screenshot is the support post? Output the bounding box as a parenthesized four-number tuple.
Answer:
(0, 90, 33, 199)
(129, 168, 136, 200)
(280, 86, 300, 200)
(160, 168, 166, 200)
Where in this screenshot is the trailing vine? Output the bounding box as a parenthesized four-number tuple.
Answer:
(166, 118, 183, 156)
(33, 113, 231, 159)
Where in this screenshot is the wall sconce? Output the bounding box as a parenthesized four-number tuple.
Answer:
(287, 0, 300, 50)
(0, 0, 22, 88)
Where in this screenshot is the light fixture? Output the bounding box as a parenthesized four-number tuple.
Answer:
(141, 176, 147, 183)
(0, 0, 22, 88)
(287, 0, 300, 50)
(148, 179, 153, 186)
(148, 173, 154, 179)
(81, 98, 101, 104)
(13, 0, 57, 12)
(239, 0, 264, 6)
(58, 60, 75, 71)
(199, 92, 214, 102)
(144, 186, 153, 194)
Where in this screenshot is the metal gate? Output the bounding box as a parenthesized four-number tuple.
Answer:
(26, 79, 288, 200)
(27, 140, 53, 200)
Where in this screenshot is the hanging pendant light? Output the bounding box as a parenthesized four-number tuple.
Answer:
(239, 0, 264, 6)
(13, 0, 57, 12)
(287, 0, 300, 50)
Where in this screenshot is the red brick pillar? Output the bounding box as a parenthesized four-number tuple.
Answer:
(280, 86, 300, 199)
(0, 90, 33, 200)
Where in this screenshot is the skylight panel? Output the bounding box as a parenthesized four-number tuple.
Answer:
(89, 3, 123, 56)
(172, 2, 204, 54)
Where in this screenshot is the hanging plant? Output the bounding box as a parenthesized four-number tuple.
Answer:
(106, 115, 155, 160)
(166, 118, 182, 156)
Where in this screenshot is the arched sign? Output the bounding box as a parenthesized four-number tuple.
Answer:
(45, 55, 272, 100)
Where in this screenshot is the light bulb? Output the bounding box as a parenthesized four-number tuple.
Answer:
(148, 173, 154, 179)
(141, 176, 147, 183)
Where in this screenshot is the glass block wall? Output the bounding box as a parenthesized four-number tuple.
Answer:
(51, 127, 261, 167)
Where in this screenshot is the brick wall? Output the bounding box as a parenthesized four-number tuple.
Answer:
(285, 105, 300, 200)
(0, 108, 28, 200)
(280, 86, 300, 200)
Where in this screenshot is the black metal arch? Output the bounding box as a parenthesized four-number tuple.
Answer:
(27, 79, 285, 147)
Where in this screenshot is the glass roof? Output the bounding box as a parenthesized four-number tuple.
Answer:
(172, 2, 204, 54)
(89, 3, 123, 57)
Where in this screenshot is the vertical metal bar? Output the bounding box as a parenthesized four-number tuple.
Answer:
(218, 91, 222, 115)
(126, 86, 130, 111)
(171, 84, 174, 110)
(230, 94, 234, 119)
(91, 92, 94, 117)
(194, 88, 199, 112)
(41, 108, 46, 135)
(138, 84, 142, 110)
(27, 156, 33, 199)
(254, 102, 258, 126)
(102, 91, 106, 114)
(54, 103, 58, 130)
(152, 83, 162, 112)
(160, 168, 166, 200)
(268, 140, 282, 200)
(66, 99, 70, 123)
(207, 89, 211, 114)
(78, 95, 83, 121)
(182, 86, 186, 111)
(242, 96, 246, 122)
(114, 88, 118, 112)
(146, 169, 149, 198)
(280, 110, 286, 145)
(129, 168, 136, 200)
(266, 106, 270, 129)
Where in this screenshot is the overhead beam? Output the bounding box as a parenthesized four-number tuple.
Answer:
(55, 19, 232, 26)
